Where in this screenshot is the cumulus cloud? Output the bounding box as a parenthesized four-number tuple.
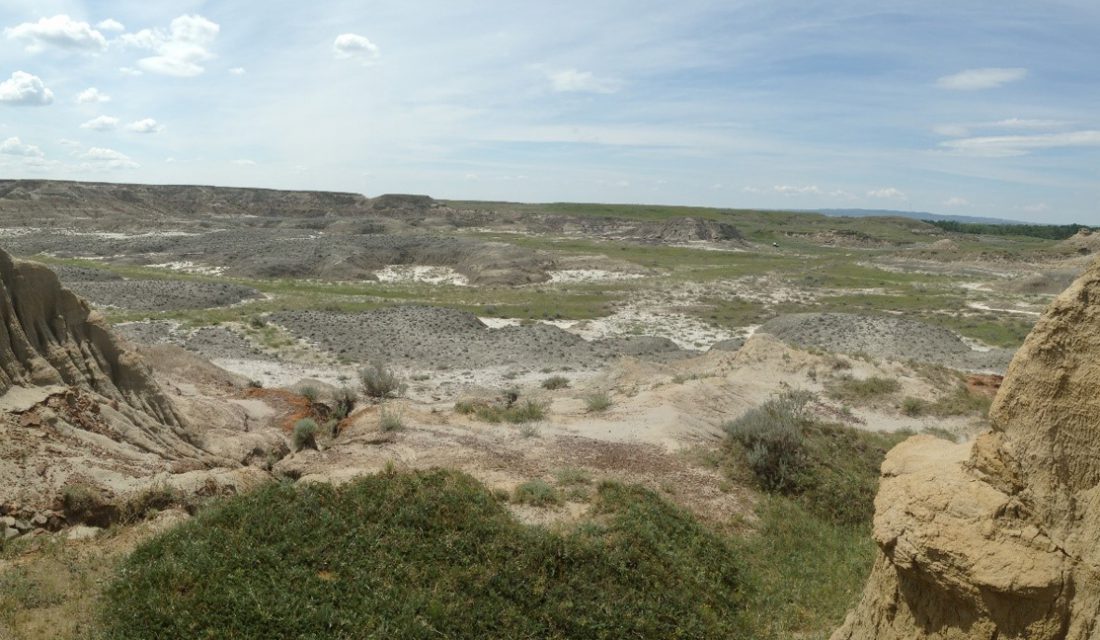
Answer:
(940, 130, 1100, 157)
(228, 67, 245, 75)
(81, 146, 138, 169)
(4, 14, 107, 52)
(333, 33, 380, 62)
(943, 196, 970, 207)
(0, 71, 54, 106)
(80, 115, 119, 131)
(867, 187, 906, 199)
(76, 87, 110, 104)
(548, 69, 620, 94)
(120, 14, 220, 77)
(936, 67, 1027, 90)
(0, 137, 44, 157)
(126, 118, 163, 133)
(96, 19, 125, 32)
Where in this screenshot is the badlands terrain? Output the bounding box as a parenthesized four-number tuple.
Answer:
(1, 179, 1098, 639)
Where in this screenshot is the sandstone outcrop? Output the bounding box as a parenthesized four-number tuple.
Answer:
(833, 258, 1100, 639)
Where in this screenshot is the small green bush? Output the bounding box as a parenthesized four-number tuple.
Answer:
(359, 360, 406, 400)
(584, 391, 612, 413)
(512, 479, 562, 507)
(723, 391, 811, 492)
(827, 375, 901, 402)
(332, 387, 357, 419)
(378, 406, 404, 432)
(541, 375, 570, 390)
(900, 396, 927, 416)
(291, 418, 318, 451)
(299, 386, 319, 404)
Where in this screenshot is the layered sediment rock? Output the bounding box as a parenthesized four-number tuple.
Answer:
(0, 249, 181, 426)
(833, 259, 1100, 639)
(0, 248, 240, 513)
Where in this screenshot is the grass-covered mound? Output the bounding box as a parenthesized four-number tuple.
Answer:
(99, 469, 747, 639)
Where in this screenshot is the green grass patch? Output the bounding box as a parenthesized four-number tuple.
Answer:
(724, 391, 908, 525)
(735, 497, 877, 639)
(511, 479, 562, 507)
(454, 398, 547, 424)
(825, 375, 901, 403)
(98, 470, 749, 639)
(583, 391, 612, 413)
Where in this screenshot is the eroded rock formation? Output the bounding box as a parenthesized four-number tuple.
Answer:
(833, 258, 1100, 639)
(0, 248, 251, 514)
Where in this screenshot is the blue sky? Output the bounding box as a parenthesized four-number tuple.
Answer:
(1, 1, 1098, 223)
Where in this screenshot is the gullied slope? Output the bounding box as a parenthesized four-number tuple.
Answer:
(0, 247, 232, 511)
(0, 249, 180, 426)
(833, 257, 1100, 640)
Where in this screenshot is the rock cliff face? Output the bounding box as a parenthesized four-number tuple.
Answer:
(833, 258, 1100, 639)
(0, 248, 237, 512)
(0, 249, 180, 426)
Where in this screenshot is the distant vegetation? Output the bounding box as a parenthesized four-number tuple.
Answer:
(929, 220, 1090, 240)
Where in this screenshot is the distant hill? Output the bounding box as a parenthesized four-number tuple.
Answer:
(809, 208, 1026, 225)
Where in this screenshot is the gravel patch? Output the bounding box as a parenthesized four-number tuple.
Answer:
(269, 305, 691, 370)
(115, 321, 269, 360)
(759, 312, 1016, 372)
(68, 280, 261, 310)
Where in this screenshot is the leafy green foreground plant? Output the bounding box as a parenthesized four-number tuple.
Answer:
(724, 391, 908, 526)
(98, 470, 748, 639)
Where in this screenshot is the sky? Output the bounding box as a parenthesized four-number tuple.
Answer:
(1, 1, 1098, 224)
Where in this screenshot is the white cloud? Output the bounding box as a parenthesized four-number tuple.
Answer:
(988, 118, 1065, 129)
(932, 124, 970, 137)
(0, 71, 54, 106)
(96, 19, 125, 32)
(333, 33, 379, 62)
(940, 130, 1100, 157)
(57, 138, 81, 148)
(81, 146, 138, 169)
(743, 184, 852, 198)
(943, 196, 970, 207)
(4, 15, 107, 52)
(867, 187, 906, 200)
(228, 67, 245, 75)
(0, 136, 44, 157)
(126, 118, 163, 133)
(548, 69, 620, 94)
(936, 67, 1027, 90)
(233, 158, 256, 165)
(773, 184, 823, 195)
(120, 14, 220, 77)
(76, 87, 110, 104)
(80, 115, 119, 131)
(119, 67, 143, 76)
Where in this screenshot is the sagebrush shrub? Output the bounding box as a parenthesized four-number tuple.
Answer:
(359, 361, 406, 399)
(724, 391, 812, 492)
